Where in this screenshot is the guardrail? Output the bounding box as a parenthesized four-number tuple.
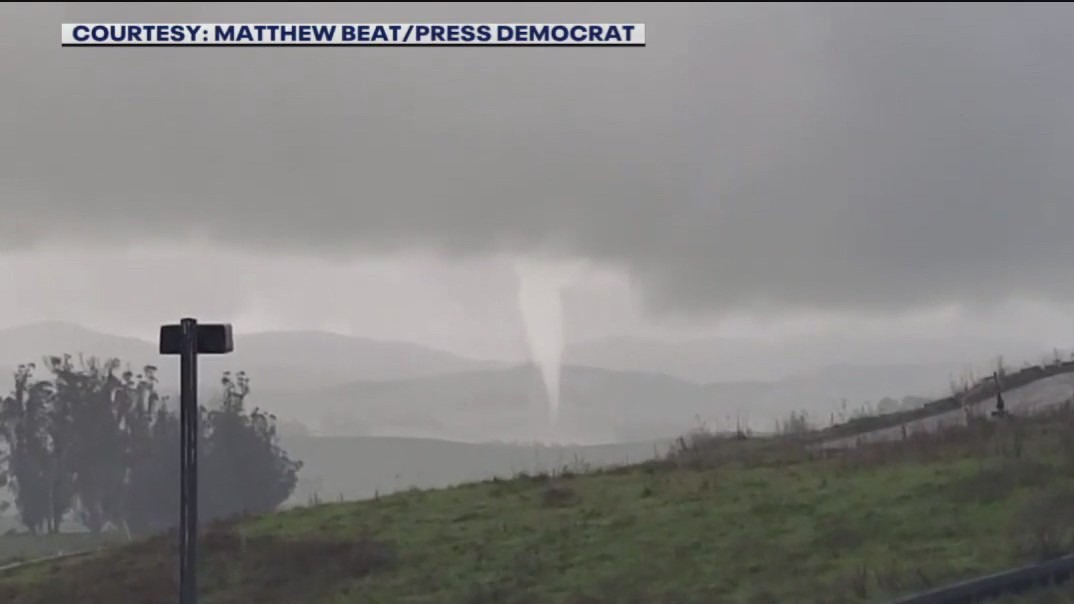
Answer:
(823, 363, 1074, 443)
(883, 554, 1074, 603)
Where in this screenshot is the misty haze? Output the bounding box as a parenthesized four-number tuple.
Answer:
(4, 3, 1074, 604)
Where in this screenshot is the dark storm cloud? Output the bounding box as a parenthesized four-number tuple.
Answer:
(3, 3, 1074, 315)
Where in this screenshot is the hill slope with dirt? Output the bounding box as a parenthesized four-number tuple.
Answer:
(8, 400, 1074, 603)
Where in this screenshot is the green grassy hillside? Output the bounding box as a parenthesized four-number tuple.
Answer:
(7, 407, 1074, 604)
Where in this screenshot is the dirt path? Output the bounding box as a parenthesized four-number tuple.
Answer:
(0, 548, 99, 575)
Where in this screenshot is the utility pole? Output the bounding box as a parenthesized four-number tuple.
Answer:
(160, 319, 234, 604)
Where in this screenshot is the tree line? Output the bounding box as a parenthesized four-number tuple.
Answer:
(0, 356, 301, 536)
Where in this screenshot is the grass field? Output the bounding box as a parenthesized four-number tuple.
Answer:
(6, 406, 1074, 603)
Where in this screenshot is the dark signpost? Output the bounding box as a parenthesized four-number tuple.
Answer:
(991, 370, 1008, 418)
(160, 319, 234, 604)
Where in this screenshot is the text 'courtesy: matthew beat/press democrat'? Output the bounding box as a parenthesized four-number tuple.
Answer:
(61, 23, 646, 45)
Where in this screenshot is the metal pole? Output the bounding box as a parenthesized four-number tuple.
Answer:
(179, 317, 199, 604)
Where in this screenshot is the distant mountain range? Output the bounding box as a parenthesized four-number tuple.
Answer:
(0, 321, 504, 392)
(257, 364, 722, 443)
(0, 321, 1053, 444)
(3, 321, 1067, 516)
(253, 361, 979, 444)
(0, 322, 155, 370)
(565, 333, 1051, 383)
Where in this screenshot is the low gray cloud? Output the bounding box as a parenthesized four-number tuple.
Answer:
(4, 3, 1074, 317)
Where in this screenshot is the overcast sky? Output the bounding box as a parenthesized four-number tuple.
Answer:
(3, 3, 1074, 365)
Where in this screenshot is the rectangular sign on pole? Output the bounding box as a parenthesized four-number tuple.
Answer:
(160, 319, 234, 604)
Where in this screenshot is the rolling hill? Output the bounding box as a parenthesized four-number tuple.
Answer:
(0, 322, 1024, 445)
(7, 404, 1074, 603)
(253, 364, 718, 444)
(566, 333, 1050, 383)
(0, 321, 154, 369)
(253, 362, 973, 444)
